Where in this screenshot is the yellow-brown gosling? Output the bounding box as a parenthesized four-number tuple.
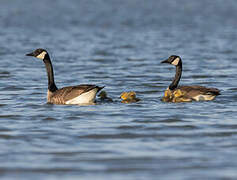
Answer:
(161, 55, 220, 102)
(26, 48, 104, 105)
(120, 91, 140, 103)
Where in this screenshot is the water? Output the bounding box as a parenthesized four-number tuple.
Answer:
(1, 0, 237, 179)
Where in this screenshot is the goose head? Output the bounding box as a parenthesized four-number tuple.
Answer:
(161, 55, 181, 66)
(26, 48, 48, 60)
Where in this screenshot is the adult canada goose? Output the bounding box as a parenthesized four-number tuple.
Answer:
(26, 48, 104, 105)
(161, 55, 220, 102)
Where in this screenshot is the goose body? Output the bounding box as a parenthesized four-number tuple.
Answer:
(26, 48, 104, 105)
(47, 85, 103, 105)
(161, 55, 220, 102)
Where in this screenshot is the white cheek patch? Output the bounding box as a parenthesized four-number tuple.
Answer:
(36, 51, 47, 60)
(171, 57, 180, 65)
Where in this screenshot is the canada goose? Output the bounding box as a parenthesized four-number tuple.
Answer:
(26, 48, 104, 105)
(161, 55, 220, 102)
(120, 91, 140, 103)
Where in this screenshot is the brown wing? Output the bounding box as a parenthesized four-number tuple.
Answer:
(51, 85, 104, 103)
(178, 85, 220, 98)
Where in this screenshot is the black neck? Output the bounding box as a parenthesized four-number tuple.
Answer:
(169, 61, 182, 90)
(43, 54, 58, 92)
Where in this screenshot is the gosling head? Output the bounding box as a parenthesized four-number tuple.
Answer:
(120, 91, 137, 100)
(26, 48, 48, 60)
(98, 91, 107, 99)
(161, 55, 181, 66)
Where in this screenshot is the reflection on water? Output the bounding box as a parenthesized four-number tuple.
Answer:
(0, 0, 237, 179)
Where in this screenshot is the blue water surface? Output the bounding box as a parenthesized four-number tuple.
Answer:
(0, 0, 237, 179)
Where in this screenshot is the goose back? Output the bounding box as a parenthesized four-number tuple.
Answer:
(178, 85, 220, 100)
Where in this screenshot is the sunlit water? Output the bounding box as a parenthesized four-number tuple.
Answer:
(1, 0, 237, 179)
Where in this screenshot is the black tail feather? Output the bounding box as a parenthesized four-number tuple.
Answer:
(97, 86, 105, 93)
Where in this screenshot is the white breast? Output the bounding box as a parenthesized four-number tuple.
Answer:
(192, 94, 216, 101)
(65, 88, 98, 105)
